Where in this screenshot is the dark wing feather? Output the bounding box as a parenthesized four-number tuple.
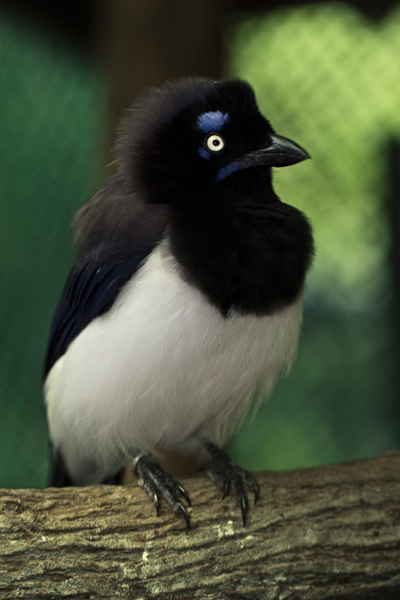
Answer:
(44, 177, 168, 486)
(44, 173, 169, 379)
(43, 240, 160, 379)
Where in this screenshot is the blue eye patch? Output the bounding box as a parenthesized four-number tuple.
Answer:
(216, 161, 242, 183)
(197, 111, 229, 134)
(198, 147, 211, 161)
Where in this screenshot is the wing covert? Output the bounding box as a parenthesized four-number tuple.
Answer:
(44, 240, 159, 379)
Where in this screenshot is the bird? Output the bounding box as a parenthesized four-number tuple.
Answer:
(44, 77, 314, 532)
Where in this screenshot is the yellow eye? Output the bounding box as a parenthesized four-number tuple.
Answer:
(205, 133, 225, 153)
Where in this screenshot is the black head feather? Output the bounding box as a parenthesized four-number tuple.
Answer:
(80, 77, 314, 316)
(115, 78, 279, 205)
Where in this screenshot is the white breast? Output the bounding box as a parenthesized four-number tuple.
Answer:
(45, 243, 303, 484)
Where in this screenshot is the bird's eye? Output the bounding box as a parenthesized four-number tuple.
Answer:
(205, 133, 225, 153)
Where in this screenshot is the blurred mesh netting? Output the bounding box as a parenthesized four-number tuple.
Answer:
(226, 3, 400, 470)
(0, 10, 106, 487)
(1, 3, 400, 489)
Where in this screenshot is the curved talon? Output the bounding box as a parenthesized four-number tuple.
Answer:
(177, 483, 191, 506)
(153, 493, 160, 516)
(134, 454, 191, 532)
(202, 440, 259, 525)
(239, 495, 247, 527)
(177, 503, 191, 534)
(243, 471, 260, 505)
(221, 478, 230, 500)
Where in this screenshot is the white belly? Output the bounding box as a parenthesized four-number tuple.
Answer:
(45, 244, 303, 484)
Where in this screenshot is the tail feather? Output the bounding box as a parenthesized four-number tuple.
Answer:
(48, 452, 124, 487)
(48, 452, 72, 487)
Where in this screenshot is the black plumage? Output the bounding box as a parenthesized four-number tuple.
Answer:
(44, 77, 314, 530)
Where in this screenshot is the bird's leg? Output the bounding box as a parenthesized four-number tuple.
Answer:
(201, 440, 259, 526)
(132, 453, 191, 533)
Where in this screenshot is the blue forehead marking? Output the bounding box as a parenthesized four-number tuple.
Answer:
(197, 111, 229, 134)
(216, 161, 242, 183)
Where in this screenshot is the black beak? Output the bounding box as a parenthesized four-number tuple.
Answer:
(242, 134, 310, 169)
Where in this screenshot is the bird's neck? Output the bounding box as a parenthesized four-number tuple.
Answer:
(168, 179, 314, 316)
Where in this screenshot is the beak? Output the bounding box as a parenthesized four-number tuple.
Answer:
(242, 134, 310, 168)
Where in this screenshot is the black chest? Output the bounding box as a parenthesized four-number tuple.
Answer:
(168, 181, 314, 316)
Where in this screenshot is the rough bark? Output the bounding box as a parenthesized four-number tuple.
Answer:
(1, 451, 399, 599)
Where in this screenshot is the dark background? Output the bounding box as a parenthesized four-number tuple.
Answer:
(1, 0, 399, 487)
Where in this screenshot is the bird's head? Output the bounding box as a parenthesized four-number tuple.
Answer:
(116, 78, 309, 205)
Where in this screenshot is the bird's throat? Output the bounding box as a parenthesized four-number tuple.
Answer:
(168, 195, 314, 316)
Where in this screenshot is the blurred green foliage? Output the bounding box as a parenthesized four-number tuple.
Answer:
(227, 3, 400, 470)
(227, 3, 400, 310)
(0, 11, 106, 487)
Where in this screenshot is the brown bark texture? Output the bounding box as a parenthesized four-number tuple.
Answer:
(1, 451, 399, 599)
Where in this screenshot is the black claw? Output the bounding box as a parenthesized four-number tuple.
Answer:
(133, 454, 191, 533)
(202, 440, 259, 525)
(177, 503, 191, 534)
(177, 483, 191, 507)
(243, 472, 260, 505)
(153, 493, 160, 516)
(239, 495, 247, 526)
(221, 478, 230, 500)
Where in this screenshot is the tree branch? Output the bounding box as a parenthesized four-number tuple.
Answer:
(1, 451, 400, 599)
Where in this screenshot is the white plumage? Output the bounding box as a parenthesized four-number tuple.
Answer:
(45, 240, 303, 485)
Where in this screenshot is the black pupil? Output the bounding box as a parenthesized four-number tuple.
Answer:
(213, 139, 220, 146)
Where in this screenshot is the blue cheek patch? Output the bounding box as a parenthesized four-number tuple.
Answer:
(198, 147, 211, 161)
(197, 111, 229, 134)
(216, 161, 243, 183)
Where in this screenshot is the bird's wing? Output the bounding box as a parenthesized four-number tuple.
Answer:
(44, 238, 163, 380)
(44, 241, 163, 488)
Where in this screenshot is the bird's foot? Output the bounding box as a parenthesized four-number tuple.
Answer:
(132, 453, 191, 533)
(203, 441, 259, 526)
